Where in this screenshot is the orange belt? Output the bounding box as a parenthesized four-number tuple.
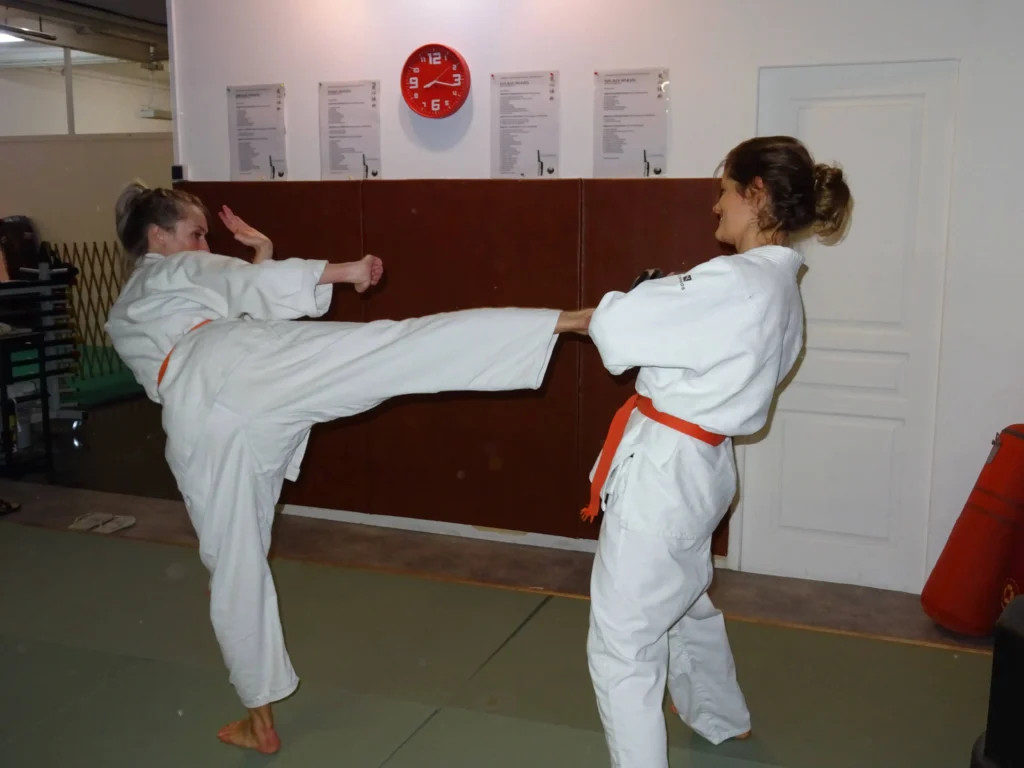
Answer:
(156, 319, 212, 387)
(581, 394, 726, 523)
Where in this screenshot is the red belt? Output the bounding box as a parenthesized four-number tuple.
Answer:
(156, 319, 212, 387)
(581, 394, 726, 523)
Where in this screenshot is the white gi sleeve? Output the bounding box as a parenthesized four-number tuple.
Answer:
(589, 258, 772, 376)
(168, 252, 333, 320)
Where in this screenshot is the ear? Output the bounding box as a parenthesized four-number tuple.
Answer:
(146, 223, 165, 243)
(746, 177, 771, 212)
(746, 176, 766, 197)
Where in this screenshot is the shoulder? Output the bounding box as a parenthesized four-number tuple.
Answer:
(161, 251, 241, 273)
(166, 251, 235, 264)
(733, 248, 800, 291)
(680, 254, 757, 297)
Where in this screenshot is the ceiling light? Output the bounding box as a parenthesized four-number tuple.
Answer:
(0, 24, 57, 42)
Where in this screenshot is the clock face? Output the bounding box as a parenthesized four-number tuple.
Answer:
(400, 43, 470, 119)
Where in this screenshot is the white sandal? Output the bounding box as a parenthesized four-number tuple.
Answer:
(68, 512, 114, 531)
(92, 515, 136, 535)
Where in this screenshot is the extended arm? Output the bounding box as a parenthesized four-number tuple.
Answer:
(589, 260, 763, 375)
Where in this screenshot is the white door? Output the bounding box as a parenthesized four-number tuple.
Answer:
(738, 61, 958, 593)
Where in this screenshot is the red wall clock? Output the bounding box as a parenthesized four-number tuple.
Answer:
(400, 43, 471, 119)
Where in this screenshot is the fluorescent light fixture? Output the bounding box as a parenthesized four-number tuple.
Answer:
(0, 32, 22, 43)
(0, 23, 58, 42)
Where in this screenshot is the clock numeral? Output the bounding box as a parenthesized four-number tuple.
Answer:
(428, 52, 441, 65)
(408, 76, 419, 89)
(431, 98, 441, 111)
(453, 73, 462, 86)
(452, 64, 458, 70)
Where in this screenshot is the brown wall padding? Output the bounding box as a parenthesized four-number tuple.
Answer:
(180, 179, 733, 553)
(359, 180, 583, 537)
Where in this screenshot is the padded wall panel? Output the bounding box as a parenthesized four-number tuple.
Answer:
(360, 180, 583, 537)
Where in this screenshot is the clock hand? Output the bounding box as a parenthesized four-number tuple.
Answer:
(423, 66, 452, 88)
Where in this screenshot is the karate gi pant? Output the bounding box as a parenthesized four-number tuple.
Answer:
(159, 308, 560, 709)
(587, 422, 750, 768)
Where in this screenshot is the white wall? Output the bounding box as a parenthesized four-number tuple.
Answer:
(0, 133, 173, 242)
(0, 65, 171, 136)
(169, 0, 1024, 579)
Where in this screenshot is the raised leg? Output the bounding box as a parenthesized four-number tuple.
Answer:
(225, 308, 564, 424)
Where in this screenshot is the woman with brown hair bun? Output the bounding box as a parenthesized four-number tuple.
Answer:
(584, 136, 852, 767)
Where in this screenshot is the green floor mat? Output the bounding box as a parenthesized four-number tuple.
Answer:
(0, 521, 993, 768)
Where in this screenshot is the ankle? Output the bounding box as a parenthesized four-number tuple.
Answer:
(248, 705, 274, 730)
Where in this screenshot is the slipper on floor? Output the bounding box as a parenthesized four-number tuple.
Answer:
(92, 515, 136, 535)
(0, 499, 22, 516)
(68, 512, 114, 531)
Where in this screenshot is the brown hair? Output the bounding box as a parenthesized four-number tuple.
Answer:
(115, 181, 209, 259)
(722, 136, 852, 239)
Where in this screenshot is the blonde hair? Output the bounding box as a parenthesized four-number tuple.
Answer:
(115, 180, 208, 258)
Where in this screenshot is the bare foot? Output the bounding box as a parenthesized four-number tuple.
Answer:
(354, 254, 384, 293)
(669, 705, 750, 741)
(217, 707, 281, 754)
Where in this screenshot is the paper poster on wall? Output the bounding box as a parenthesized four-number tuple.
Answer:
(490, 70, 559, 179)
(593, 68, 669, 178)
(227, 84, 287, 181)
(319, 80, 382, 180)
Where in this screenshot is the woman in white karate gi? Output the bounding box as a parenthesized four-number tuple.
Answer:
(583, 136, 852, 767)
(105, 183, 593, 754)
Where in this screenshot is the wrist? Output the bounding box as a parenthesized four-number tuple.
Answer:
(555, 309, 593, 334)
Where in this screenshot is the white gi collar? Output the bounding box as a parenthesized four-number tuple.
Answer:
(748, 245, 804, 273)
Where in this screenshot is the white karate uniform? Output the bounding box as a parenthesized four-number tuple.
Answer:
(586, 245, 805, 767)
(105, 251, 560, 709)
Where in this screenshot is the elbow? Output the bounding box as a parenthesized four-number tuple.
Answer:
(589, 326, 632, 376)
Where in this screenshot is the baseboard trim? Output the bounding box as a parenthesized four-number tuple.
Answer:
(282, 504, 732, 569)
(282, 504, 598, 553)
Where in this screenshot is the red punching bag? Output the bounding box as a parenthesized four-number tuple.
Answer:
(921, 425, 1024, 637)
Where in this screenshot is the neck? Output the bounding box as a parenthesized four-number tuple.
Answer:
(735, 227, 787, 255)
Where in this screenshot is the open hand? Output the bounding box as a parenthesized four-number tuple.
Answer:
(219, 206, 273, 262)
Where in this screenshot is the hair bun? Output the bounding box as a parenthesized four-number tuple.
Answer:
(814, 163, 843, 192)
(812, 163, 851, 238)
